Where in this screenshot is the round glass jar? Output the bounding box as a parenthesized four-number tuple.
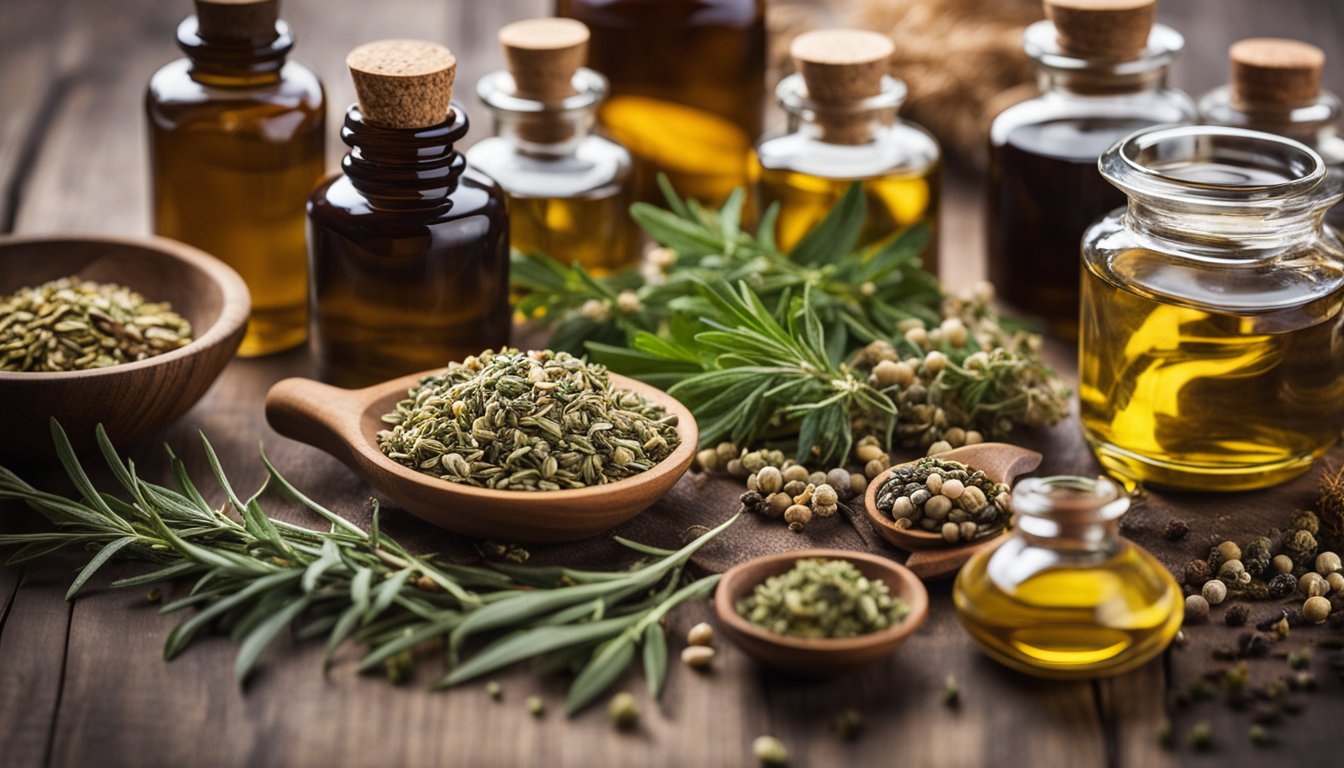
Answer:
(953, 475, 1182, 679)
(1080, 125, 1344, 491)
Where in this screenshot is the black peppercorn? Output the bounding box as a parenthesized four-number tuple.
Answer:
(1184, 559, 1213, 588)
(739, 490, 765, 515)
(1268, 572, 1297, 599)
(1243, 536, 1272, 578)
(1163, 519, 1190, 541)
(1225, 602, 1250, 627)
(1237, 631, 1273, 658)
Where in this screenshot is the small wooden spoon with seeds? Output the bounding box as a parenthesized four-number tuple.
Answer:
(864, 443, 1042, 579)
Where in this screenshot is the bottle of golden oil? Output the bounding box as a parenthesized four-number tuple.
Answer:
(755, 29, 940, 274)
(1080, 125, 1344, 491)
(147, 0, 325, 356)
(954, 475, 1182, 679)
(1199, 38, 1344, 232)
(307, 41, 510, 387)
(987, 0, 1194, 340)
(555, 0, 765, 207)
(468, 18, 637, 276)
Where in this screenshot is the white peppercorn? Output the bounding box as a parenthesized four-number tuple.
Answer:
(1272, 554, 1294, 574)
(1202, 579, 1227, 605)
(926, 440, 952, 456)
(941, 478, 965, 500)
(1316, 551, 1341, 575)
(1328, 572, 1344, 595)
(1299, 572, 1328, 598)
(813, 483, 838, 508)
(756, 466, 783, 495)
(825, 468, 851, 498)
(781, 465, 809, 484)
(942, 522, 960, 543)
(1184, 594, 1210, 624)
(925, 473, 944, 495)
(1303, 595, 1331, 624)
(753, 735, 788, 767)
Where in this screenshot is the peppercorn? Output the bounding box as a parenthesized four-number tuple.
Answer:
(1286, 529, 1319, 568)
(849, 473, 868, 498)
(1185, 594, 1210, 624)
(813, 503, 838, 518)
(864, 458, 887, 480)
(1248, 723, 1273, 747)
(926, 440, 952, 456)
(1243, 536, 1272, 578)
(696, 448, 720, 472)
(1291, 509, 1320, 535)
(1316, 551, 1342, 575)
(1162, 519, 1190, 541)
(942, 675, 960, 708)
(1203, 579, 1228, 605)
(784, 505, 812, 532)
(1219, 559, 1248, 584)
(825, 469, 852, 499)
(782, 480, 806, 499)
(608, 692, 640, 730)
(755, 467, 784, 495)
(687, 622, 714, 647)
(1303, 596, 1331, 624)
(486, 681, 502, 701)
(1242, 579, 1270, 600)
(753, 735, 789, 767)
(1299, 572, 1328, 598)
(682, 645, 715, 669)
(1328, 572, 1344, 595)
(1188, 722, 1213, 750)
(765, 492, 792, 519)
(1225, 602, 1250, 626)
(1268, 572, 1298, 599)
(740, 491, 765, 515)
(813, 483, 838, 508)
(527, 695, 545, 717)
(1184, 559, 1213, 587)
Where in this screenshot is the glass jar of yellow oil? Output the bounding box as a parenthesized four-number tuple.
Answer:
(954, 475, 1182, 679)
(1080, 125, 1344, 491)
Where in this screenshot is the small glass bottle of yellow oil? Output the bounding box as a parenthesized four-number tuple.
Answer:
(307, 41, 510, 387)
(1080, 125, 1344, 491)
(755, 29, 940, 274)
(954, 475, 1182, 679)
(555, 0, 766, 207)
(147, 0, 325, 356)
(468, 18, 637, 276)
(1199, 38, 1344, 232)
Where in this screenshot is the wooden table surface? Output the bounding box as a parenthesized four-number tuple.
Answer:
(3, 1, 1343, 767)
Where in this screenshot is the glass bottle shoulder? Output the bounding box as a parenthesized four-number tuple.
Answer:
(309, 166, 506, 227)
(146, 58, 325, 129)
(466, 135, 632, 199)
(755, 120, 940, 180)
(989, 88, 1197, 158)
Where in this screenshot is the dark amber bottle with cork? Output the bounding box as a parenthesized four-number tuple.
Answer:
(469, 18, 637, 275)
(307, 40, 510, 387)
(986, 0, 1194, 339)
(147, 0, 325, 357)
(555, 0, 766, 207)
(755, 29, 941, 274)
(1199, 38, 1344, 231)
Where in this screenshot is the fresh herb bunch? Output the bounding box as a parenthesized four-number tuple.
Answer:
(512, 180, 1068, 465)
(0, 422, 733, 714)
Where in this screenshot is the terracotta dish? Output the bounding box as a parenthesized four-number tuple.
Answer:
(0, 235, 249, 459)
(714, 548, 929, 678)
(864, 442, 1042, 579)
(265, 370, 698, 543)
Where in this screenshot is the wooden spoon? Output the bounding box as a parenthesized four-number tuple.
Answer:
(265, 370, 698, 543)
(864, 443, 1042, 579)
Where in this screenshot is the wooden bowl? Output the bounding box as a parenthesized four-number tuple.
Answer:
(0, 235, 249, 459)
(713, 549, 929, 678)
(265, 370, 698, 543)
(864, 443, 1042, 579)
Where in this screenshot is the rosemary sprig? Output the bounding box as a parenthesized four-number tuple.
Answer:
(0, 421, 733, 713)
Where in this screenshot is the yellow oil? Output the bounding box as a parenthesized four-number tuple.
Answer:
(953, 543, 1183, 679)
(756, 165, 940, 274)
(1079, 257, 1344, 491)
(508, 187, 639, 276)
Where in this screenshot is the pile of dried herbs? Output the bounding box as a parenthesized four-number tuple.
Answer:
(736, 557, 910, 639)
(0, 275, 192, 371)
(377, 349, 679, 490)
(513, 180, 1069, 466)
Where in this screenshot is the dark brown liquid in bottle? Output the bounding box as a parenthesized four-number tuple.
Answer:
(307, 106, 510, 387)
(987, 118, 1154, 340)
(556, 0, 766, 206)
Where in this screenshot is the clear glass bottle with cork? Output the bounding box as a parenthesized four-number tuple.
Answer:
(469, 18, 637, 276)
(1080, 125, 1344, 491)
(986, 0, 1195, 340)
(147, 0, 326, 357)
(755, 29, 941, 274)
(1199, 38, 1344, 231)
(555, 0, 766, 208)
(954, 475, 1183, 679)
(307, 40, 511, 387)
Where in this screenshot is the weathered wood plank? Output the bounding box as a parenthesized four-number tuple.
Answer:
(0, 561, 75, 768)
(0, 0, 63, 232)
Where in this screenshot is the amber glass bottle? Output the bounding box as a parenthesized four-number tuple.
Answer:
(1199, 38, 1344, 232)
(556, 0, 766, 207)
(469, 18, 637, 275)
(986, 0, 1194, 340)
(147, 0, 325, 356)
(308, 41, 510, 387)
(756, 30, 941, 274)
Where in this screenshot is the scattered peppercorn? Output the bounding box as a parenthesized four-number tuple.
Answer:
(1225, 603, 1250, 627)
(145, 589, 161, 604)
(1316, 551, 1342, 575)
(1272, 554, 1294, 574)
(1163, 519, 1190, 541)
(486, 681, 502, 701)
(1291, 509, 1320, 536)
(1184, 559, 1213, 588)
(1203, 579, 1228, 606)
(1303, 596, 1331, 624)
(1188, 721, 1213, 750)
(1243, 536, 1272, 578)
(1185, 594, 1210, 624)
(526, 695, 544, 717)
(608, 692, 640, 730)
(942, 675, 961, 708)
(1268, 573, 1298, 599)
(1248, 723, 1274, 747)
(752, 735, 789, 767)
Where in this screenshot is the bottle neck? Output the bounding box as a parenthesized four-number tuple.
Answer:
(1200, 85, 1344, 153)
(478, 68, 606, 159)
(1012, 476, 1129, 554)
(1024, 19, 1182, 98)
(178, 16, 291, 86)
(776, 72, 904, 146)
(341, 104, 469, 209)
(1037, 66, 1168, 97)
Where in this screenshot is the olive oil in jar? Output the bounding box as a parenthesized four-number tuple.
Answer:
(307, 41, 510, 387)
(1080, 126, 1344, 491)
(954, 476, 1183, 679)
(756, 30, 941, 270)
(469, 19, 637, 276)
(147, 0, 325, 356)
(556, 0, 766, 207)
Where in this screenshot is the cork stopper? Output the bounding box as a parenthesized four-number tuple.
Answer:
(1230, 38, 1325, 110)
(1045, 0, 1155, 59)
(347, 40, 457, 129)
(499, 18, 589, 102)
(790, 29, 895, 145)
(194, 0, 279, 43)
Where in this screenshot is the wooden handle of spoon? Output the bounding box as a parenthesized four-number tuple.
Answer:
(265, 377, 365, 469)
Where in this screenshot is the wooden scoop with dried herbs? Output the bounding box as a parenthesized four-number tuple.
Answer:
(377, 349, 679, 490)
(0, 275, 192, 371)
(0, 421, 727, 715)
